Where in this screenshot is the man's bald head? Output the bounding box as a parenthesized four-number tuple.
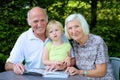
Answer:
(27, 7, 48, 25)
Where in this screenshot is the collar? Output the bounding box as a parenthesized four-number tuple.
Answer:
(27, 28, 49, 43)
(27, 28, 38, 40)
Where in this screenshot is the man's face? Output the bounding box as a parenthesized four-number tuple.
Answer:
(28, 8, 47, 37)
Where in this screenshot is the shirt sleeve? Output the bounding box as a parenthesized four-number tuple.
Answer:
(95, 37, 109, 64)
(6, 34, 24, 64)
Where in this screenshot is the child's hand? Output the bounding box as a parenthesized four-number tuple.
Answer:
(53, 61, 63, 65)
(45, 65, 57, 71)
(63, 56, 71, 67)
(45, 62, 64, 71)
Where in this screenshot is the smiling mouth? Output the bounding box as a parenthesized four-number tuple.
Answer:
(37, 27, 43, 30)
(54, 35, 57, 38)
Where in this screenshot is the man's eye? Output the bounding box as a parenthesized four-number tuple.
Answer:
(41, 19, 45, 22)
(33, 20, 38, 23)
(68, 27, 72, 30)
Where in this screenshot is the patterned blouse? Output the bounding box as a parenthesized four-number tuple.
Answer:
(73, 34, 115, 80)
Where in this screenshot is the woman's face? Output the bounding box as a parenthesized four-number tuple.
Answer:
(66, 20, 85, 42)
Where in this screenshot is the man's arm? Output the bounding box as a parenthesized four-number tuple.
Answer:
(5, 62, 25, 74)
(5, 62, 15, 71)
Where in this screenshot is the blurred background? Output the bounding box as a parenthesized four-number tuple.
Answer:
(0, 0, 120, 72)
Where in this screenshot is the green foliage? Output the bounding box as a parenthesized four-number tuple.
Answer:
(0, 54, 9, 72)
(0, 1, 29, 55)
(93, 1, 120, 57)
(92, 25, 120, 57)
(0, 54, 8, 63)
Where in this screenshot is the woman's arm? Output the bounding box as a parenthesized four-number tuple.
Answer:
(71, 58, 75, 66)
(83, 63, 107, 77)
(66, 63, 107, 77)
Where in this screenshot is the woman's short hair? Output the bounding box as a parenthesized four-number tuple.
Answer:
(46, 20, 63, 38)
(64, 14, 89, 39)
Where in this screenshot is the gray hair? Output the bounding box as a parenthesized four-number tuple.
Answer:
(64, 14, 89, 39)
(27, 7, 48, 25)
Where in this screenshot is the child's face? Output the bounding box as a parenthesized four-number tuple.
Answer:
(48, 26, 62, 41)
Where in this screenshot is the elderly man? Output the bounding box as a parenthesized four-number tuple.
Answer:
(5, 7, 73, 74)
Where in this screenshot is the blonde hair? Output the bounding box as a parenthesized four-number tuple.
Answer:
(64, 14, 89, 39)
(46, 20, 63, 38)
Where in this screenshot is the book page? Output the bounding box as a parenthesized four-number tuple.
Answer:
(24, 68, 69, 78)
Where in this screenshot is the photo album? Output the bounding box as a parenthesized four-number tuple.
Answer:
(24, 68, 69, 78)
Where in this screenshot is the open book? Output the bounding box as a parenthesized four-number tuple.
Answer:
(24, 68, 69, 78)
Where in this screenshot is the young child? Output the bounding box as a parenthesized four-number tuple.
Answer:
(42, 20, 72, 71)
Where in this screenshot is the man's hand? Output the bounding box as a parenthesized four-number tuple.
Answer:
(13, 63, 25, 74)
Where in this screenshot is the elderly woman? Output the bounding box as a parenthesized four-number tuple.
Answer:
(64, 14, 115, 80)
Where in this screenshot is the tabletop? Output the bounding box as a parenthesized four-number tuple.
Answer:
(0, 71, 87, 80)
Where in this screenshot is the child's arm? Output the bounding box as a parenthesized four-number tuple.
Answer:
(63, 50, 72, 67)
(64, 48, 76, 67)
(42, 46, 62, 66)
(64, 55, 75, 67)
(64, 56, 71, 67)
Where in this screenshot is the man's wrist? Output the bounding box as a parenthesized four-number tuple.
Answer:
(11, 63, 16, 70)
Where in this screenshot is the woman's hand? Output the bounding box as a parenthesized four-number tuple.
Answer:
(65, 67, 80, 76)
